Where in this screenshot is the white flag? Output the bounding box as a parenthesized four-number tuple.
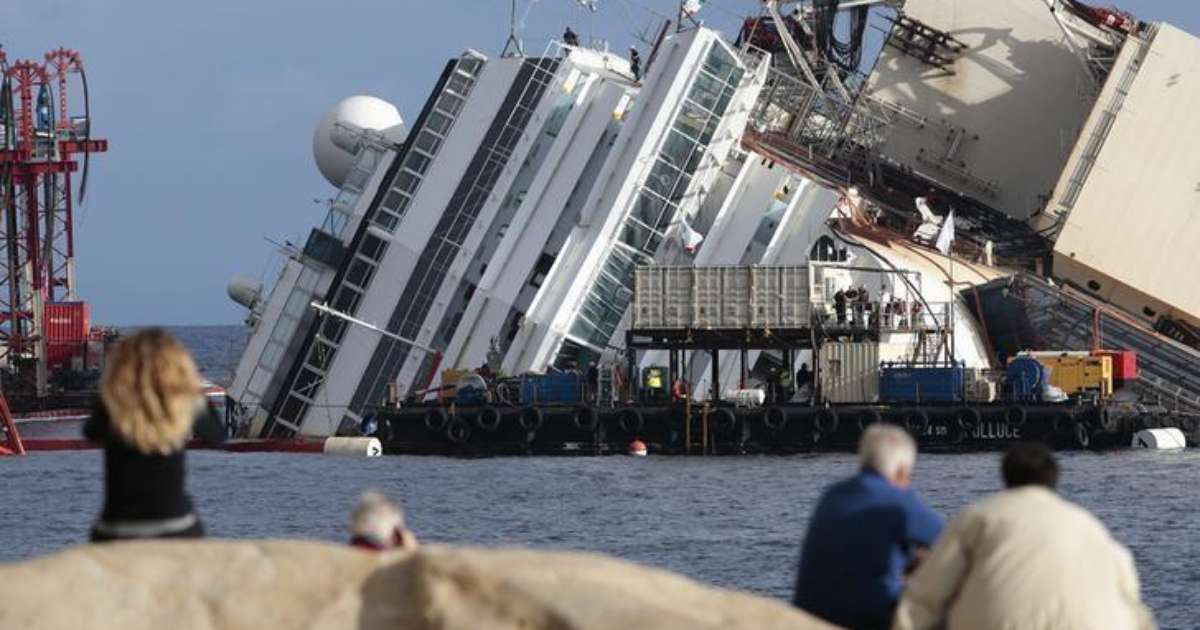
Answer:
(935, 210, 955, 255)
(682, 0, 708, 16)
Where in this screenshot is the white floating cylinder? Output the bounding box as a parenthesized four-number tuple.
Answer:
(724, 389, 766, 408)
(323, 437, 384, 457)
(1131, 428, 1187, 450)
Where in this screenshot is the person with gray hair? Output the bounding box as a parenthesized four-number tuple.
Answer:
(792, 425, 944, 630)
(348, 491, 418, 552)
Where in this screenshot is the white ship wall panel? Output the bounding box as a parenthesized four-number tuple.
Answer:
(515, 30, 768, 372)
(503, 30, 715, 374)
(439, 78, 632, 380)
(302, 59, 523, 434)
(389, 61, 570, 393)
(865, 0, 1099, 220)
(1045, 24, 1200, 328)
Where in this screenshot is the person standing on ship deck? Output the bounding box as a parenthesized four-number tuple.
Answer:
(84, 329, 224, 542)
(629, 47, 642, 82)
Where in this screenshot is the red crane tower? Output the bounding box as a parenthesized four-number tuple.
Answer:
(0, 49, 107, 397)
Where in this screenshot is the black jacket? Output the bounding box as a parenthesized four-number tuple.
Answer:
(83, 400, 222, 538)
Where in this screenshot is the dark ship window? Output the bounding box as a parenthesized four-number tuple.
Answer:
(1087, 280, 1101, 292)
(1144, 306, 1158, 318)
(810, 236, 846, 262)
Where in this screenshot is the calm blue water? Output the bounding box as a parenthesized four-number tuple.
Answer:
(0, 326, 1195, 628)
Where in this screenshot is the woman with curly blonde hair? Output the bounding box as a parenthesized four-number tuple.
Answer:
(84, 328, 224, 542)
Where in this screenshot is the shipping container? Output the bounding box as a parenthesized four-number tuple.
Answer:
(880, 363, 965, 403)
(662, 266, 693, 329)
(632, 267, 664, 329)
(519, 372, 581, 405)
(634, 265, 813, 330)
(750, 266, 811, 328)
(44, 302, 90, 371)
(44, 302, 89, 342)
(818, 341, 911, 404)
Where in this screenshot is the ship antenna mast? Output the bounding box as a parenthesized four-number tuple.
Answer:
(501, 0, 525, 58)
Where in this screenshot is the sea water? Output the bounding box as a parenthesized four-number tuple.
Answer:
(0, 326, 1194, 628)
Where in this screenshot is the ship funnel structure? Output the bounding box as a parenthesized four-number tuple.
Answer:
(227, 276, 263, 311)
(313, 95, 404, 187)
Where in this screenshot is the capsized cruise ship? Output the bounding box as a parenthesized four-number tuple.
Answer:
(226, 0, 1200, 438)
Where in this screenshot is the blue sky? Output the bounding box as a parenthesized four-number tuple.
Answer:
(1, 1, 1195, 325)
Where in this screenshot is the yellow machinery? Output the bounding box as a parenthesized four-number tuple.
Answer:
(439, 368, 472, 404)
(1023, 353, 1113, 398)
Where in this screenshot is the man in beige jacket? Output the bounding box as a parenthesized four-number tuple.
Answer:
(893, 443, 1155, 630)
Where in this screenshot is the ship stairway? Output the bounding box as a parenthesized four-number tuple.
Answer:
(968, 274, 1200, 414)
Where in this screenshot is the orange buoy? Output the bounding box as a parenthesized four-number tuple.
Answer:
(628, 438, 648, 457)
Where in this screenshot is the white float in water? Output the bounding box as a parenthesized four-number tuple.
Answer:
(323, 436, 384, 457)
(1131, 428, 1187, 450)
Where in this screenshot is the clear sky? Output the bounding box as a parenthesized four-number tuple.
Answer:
(1, 1, 1196, 325)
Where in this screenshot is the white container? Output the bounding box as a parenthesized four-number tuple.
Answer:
(819, 341, 911, 404)
(724, 388, 766, 408)
(662, 266, 693, 329)
(323, 436, 384, 457)
(633, 267, 664, 329)
(1131, 428, 1186, 450)
(751, 265, 810, 328)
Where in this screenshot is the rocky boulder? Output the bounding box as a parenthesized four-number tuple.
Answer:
(0, 541, 840, 630)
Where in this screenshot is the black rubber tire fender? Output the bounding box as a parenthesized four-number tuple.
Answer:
(1052, 410, 1076, 435)
(1004, 406, 1027, 430)
(713, 407, 737, 434)
(424, 408, 450, 432)
(815, 408, 839, 434)
(905, 409, 931, 435)
(573, 405, 599, 432)
(764, 406, 789, 431)
(445, 418, 471, 444)
(1073, 421, 1092, 450)
(518, 406, 543, 432)
(956, 408, 981, 433)
(856, 408, 882, 432)
(618, 408, 644, 433)
(1093, 407, 1119, 433)
(476, 406, 502, 432)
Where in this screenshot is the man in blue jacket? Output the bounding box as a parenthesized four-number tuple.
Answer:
(793, 424, 944, 630)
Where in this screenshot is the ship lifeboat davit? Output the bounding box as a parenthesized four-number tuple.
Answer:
(628, 438, 648, 457)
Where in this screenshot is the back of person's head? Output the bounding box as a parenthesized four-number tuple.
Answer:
(100, 328, 202, 455)
(858, 424, 917, 487)
(1002, 442, 1059, 489)
(350, 491, 417, 551)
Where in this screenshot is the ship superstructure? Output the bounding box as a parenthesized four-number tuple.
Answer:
(228, 0, 1200, 438)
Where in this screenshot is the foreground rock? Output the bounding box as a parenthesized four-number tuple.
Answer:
(0, 541, 840, 630)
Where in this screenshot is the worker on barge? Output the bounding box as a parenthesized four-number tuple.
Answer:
(793, 425, 943, 630)
(83, 329, 224, 542)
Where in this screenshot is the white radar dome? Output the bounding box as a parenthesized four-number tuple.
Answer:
(313, 95, 403, 187)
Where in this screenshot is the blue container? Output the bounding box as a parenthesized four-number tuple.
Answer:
(519, 372, 581, 405)
(1004, 357, 1050, 402)
(880, 363, 965, 403)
